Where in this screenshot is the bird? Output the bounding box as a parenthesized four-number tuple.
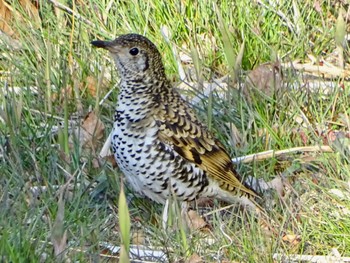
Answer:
(91, 33, 263, 213)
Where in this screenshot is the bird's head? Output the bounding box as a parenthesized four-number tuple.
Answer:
(91, 34, 166, 82)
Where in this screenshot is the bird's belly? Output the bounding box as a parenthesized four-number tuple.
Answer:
(111, 120, 207, 203)
(111, 121, 171, 202)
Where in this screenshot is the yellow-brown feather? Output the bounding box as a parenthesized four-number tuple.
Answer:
(155, 94, 259, 199)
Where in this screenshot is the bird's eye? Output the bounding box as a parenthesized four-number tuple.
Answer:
(129, 48, 139, 56)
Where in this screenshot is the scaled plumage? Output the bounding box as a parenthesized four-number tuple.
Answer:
(91, 34, 261, 210)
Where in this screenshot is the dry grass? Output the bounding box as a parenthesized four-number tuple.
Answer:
(1, 1, 350, 262)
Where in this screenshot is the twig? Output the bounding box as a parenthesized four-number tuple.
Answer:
(232, 145, 333, 164)
(281, 61, 350, 79)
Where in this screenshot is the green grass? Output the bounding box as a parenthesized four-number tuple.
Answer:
(1, 0, 350, 261)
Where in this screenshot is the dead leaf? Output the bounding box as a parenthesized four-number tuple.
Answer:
(294, 129, 309, 145)
(0, 0, 14, 37)
(71, 111, 105, 151)
(91, 157, 101, 168)
(185, 210, 207, 231)
(132, 229, 145, 245)
(84, 76, 98, 97)
(18, 0, 40, 24)
(106, 155, 117, 168)
(186, 253, 203, 263)
(243, 60, 284, 101)
(267, 176, 285, 197)
(0, 0, 41, 39)
(51, 84, 74, 103)
(52, 76, 99, 103)
(227, 122, 245, 148)
(282, 234, 301, 247)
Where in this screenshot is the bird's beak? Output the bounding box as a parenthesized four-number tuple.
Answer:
(91, 40, 111, 49)
(91, 39, 121, 53)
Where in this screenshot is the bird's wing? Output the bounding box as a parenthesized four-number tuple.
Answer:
(155, 94, 257, 197)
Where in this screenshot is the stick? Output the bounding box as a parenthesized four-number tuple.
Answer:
(232, 145, 333, 164)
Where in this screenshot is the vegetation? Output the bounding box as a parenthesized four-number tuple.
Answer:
(0, 0, 349, 261)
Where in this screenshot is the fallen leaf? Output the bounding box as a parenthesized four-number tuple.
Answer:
(186, 253, 203, 263)
(84, 75, 98, 97)
(53, 76, 99, 103)
(0, 0, 41, 39)
(0, 0, 14, 37)
(243, 60, 284, 101)
(298, 129, 309, 145)
(71, 111, 105, 150)
(52, 84, 73, 103)
(267, 177, 285, 197)
(185, 210, 207, 231)
(132, 229, 145, 245)
(282, 234, 301, 247)
(91, 157, 101, 168)
(227, 122, 245, 148)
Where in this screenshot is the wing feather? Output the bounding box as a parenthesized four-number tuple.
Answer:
(155, 93, 257, 198)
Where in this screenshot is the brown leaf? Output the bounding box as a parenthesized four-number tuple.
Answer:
(91, 157, 101, 168)
(185, 210, 207, 231)
(53, 76, 99, 103)
(267, 176, 285, 197)
(243, 60, 283, 101)
(282, 234, 301, 247)
(227, 122, 245, 148)
(0, 0, 41, 38)
(84, 76, 98, 97)
(55, 85, 73, 102)
(186, 253, 203, 263)
(19, 0, 40, 24)
(105, 155, 118, 168)
(0, 0, 15, 37)
(71, 111, 105, 150)
(132, 229, 145, 245)
(298, 130, 309, 145)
